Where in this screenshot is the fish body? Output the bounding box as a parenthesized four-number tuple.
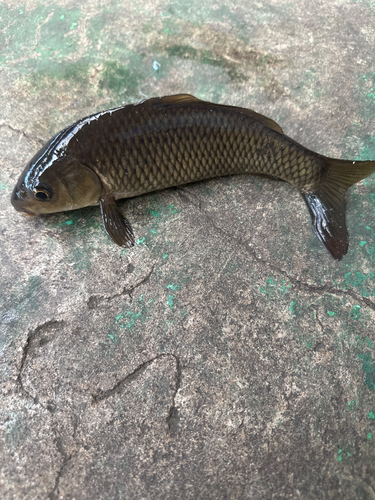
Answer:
(11, 94, 375, 259)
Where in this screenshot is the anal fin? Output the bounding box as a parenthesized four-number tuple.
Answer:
(99, 197, 135, 248)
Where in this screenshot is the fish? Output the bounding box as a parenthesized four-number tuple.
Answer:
(11, 94, 375, 260)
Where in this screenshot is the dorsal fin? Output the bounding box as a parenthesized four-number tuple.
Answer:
(156, 94, 201, 105)
(147, 94, 284, 134)
(230, 106, 283, 134)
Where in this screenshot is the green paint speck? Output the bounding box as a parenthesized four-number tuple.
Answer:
(115, 312, 123, 323)
(369, 411, 375, 419)
(167, 294, 174, 310)
(136, 237, 145, 244)
(368, 433, 372, 440)
(123, 309, 143, 328)
(150, 209, 159, 217)
(337, 449, 342, 462)
(350, 305, 361, 320)
(348, 400, 356, 411)
(167, 283, 180, 291)
(360, 241, 367, 247)
(60, 14, 65, 20)
(327, 310, 335, 316)
(66, 220, 73, 225)
(163, 254, 168, 259)
(290, 301, 295, 314)
(151, 229, 157, 234)
(108, 332, 120, 344)
(357, 353, 375, 391)
(0, 182, 7, 189)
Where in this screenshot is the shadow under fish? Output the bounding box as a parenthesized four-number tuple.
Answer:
(11, 94, 375, 260)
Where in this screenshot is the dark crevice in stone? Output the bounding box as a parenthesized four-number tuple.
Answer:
(176, 186, 203, 212)
(313, 341, 326, 352)
(166, 354, 182, 437)
(46, 400, 58, 413)
(48, 437, 73, 500)
(127, 263, 135, 273)
(0, 123, 45, 145)
(166, 407, 180, 436)
(309, 305, 325, 336)
(87, 295, 101, 309)
(87, 264, 155, 309)
(17, 320, 64, 403)
(353, 475, 375, 497)
(92, 353, 182, 415)
(177, 189, 375, 311)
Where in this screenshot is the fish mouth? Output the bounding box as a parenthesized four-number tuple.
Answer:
(21, 208, 36, 216)
(11, 185, 36, 215)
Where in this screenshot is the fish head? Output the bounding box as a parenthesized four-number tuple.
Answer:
(11, 144, 102, 216)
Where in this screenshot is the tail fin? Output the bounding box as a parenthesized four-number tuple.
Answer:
(302, 159, 375, 260)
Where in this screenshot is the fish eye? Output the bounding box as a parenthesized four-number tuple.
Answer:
(33, 184, 53, 201)
(35, 191, 49, 200)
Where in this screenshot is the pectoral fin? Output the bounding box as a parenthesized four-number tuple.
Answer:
(99, 197, 135, 248)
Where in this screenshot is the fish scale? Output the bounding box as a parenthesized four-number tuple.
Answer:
(11, 94, 375, 259)
(87, 105, 275, 197)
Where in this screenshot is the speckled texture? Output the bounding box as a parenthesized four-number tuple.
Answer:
(1, 1, 375, 499)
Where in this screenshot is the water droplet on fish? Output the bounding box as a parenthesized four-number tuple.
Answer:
(153, 60, 161, 71)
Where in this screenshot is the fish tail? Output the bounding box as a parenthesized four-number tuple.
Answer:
(302, 158, 375, 260)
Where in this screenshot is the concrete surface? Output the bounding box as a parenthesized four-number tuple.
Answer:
(1, 0, 375, 498)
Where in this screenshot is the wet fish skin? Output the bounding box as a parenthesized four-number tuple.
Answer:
(65, 95, 327, 196)
(11, 94, 375, 259)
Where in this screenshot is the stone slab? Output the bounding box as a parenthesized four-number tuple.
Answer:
(1, 1, 375, 498)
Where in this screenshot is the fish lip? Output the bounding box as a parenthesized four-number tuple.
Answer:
(21, 208, 36, 216)
(11, 185, 36, 215)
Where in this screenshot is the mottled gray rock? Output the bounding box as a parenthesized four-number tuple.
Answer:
(1, 0, 375, 499)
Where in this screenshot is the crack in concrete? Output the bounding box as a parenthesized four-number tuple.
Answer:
(48, 436, 73, 500)
(312, 306, 325, 335)
(91, 352, 181, 405)
(353, 475, 375, 499)
(87, 265, 155, 309)
(17, 320, 64, 403)
(0, 123, 45, 145)
(91, 353, 182, 436)
(176, 186, 203, 212)
(176, 189, 375, 312)
(166, 354, 182, 437)
(274, 270, 375, 313)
